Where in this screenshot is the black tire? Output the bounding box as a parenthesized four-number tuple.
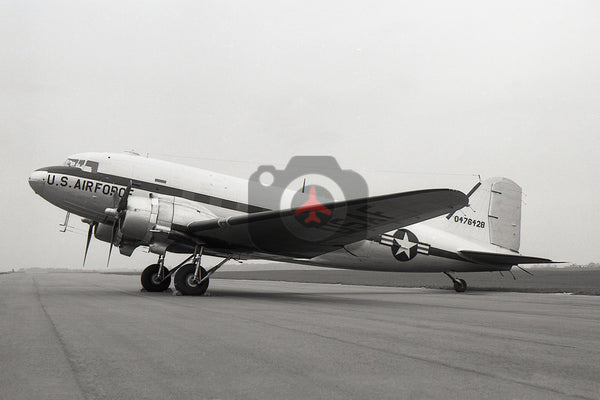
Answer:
(174, 264, 209, 296)
(453, 279, 467, 293)
(141, 264, 171, 292)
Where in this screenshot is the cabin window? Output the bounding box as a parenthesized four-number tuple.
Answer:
(63, 158, 99, 173)
(83, 160, 99, 173)
(64, 158, 78, 167)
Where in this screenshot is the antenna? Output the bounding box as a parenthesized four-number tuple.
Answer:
(59, 212, 71, 232)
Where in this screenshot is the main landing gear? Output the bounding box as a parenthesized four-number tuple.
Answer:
(140, 255, 171, 292)
(444, 272, 467, 293)
(140, 246, 231, 296)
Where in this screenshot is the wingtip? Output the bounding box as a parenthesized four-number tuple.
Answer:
(445, 188, 470, 209)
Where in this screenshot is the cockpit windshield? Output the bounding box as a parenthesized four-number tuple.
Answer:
(64, 158, 99, 173)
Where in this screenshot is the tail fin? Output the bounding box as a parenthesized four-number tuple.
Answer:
(487, 178, 522, 251)
(430, 177, 522, 252)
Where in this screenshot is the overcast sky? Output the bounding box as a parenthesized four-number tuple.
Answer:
(1, 0, 599, 270)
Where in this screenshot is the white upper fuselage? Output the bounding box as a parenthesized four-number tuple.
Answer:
(29, 152, 515, 273)
(30, 152, 253, 220)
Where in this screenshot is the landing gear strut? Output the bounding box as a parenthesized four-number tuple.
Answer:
(141, 254, 171, 292)
(444, 272, 467, 293)
(172, 246, 232, 296)
(140, 248, 231, 295)
(174, 263, 209, 296)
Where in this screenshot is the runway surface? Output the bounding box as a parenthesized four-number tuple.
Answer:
(1, 272, 599, 400)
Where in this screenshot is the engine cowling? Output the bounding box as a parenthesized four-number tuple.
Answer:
(94, 222, 114, 243)
(120, 196, 155, 242)
(96, 195, 215, 254)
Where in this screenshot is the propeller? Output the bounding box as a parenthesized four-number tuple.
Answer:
(82, 221, 98, 267)
(106, 181, 133, 268)
(107, 228, 116, 268)
(117, 181, 133, 212)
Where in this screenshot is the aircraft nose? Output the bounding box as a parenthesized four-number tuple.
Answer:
(28, 170, 46, 195)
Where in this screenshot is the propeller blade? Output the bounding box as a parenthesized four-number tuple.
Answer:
(107, 220, 117, 268)
(117, 180, 133, 212)
(83, 222, 95, 267)
(106, 181, 131, 268)
(107, 242, 113, 268)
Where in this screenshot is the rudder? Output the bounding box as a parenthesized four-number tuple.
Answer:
(487, 178, 521, 251)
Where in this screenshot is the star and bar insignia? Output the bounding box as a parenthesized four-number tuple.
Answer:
(379, 229, 430, 261)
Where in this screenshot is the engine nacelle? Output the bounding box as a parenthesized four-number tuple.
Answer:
(94, 222, 114, 243)
(121, 197, 154, 242)
(98, 195, 213, 254)
(95, 197, 171, 247)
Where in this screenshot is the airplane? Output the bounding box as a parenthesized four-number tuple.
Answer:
(28, 152, 554, 295)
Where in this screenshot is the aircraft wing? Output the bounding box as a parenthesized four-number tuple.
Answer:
(180, 189, 468, 258)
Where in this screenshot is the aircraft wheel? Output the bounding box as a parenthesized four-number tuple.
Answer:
(453, 279, 467, 293)
(141, 264, 171, 292)
(174, 264, 209, 296)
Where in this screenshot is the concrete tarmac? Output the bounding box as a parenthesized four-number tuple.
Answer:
(1, 272, 599, 400)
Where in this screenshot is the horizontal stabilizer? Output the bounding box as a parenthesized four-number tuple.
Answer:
(459, 250, 557, 265)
